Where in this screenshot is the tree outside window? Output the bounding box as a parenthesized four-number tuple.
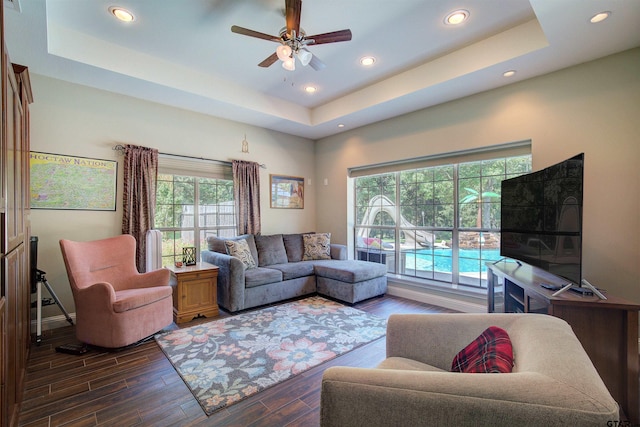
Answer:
(155, 174, 236, 267)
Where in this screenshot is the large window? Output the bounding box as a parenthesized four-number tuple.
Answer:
(155, 158, 236, 267)
(354, 153, 531, 289)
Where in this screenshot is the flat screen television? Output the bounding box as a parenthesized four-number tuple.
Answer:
(500, 153, 584, 287)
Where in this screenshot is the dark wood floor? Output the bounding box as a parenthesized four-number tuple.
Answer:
(17, 295, 456, 427)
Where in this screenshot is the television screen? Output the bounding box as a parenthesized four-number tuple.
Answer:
(500, 153, 584, 286)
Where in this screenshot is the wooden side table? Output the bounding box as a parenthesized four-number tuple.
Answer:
(166, 261, 219, 324)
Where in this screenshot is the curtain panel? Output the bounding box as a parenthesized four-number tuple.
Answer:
(122, 144, 159, 272)
(232, 160, 261, 235)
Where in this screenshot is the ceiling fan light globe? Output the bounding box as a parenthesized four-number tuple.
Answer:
(298, 49, 313, 66)
(276, 45, 293, 62)
(282, 57, 296, 71)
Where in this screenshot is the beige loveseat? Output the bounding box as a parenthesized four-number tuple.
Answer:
(321, 313, 619, 426)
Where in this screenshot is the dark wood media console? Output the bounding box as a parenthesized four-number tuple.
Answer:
(487, 261, 639, 423)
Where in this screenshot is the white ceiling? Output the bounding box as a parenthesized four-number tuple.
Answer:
(4, 0, 640, 139)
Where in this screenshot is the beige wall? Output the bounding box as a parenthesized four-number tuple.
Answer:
(31, 47, 640, 322)
(315, 48, 640, 303)
(29, 75, 315, 317)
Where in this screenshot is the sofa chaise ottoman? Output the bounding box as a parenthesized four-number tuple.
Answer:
(201, 232, 387, 312)
(315, 260, 389, 304)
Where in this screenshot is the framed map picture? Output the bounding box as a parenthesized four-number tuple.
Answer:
(30, 151, 118, 211)
(270, 174, 304, 209)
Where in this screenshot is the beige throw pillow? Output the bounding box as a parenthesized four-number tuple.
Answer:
(225, 239, 257, 270)
(302, 233, 331, 260)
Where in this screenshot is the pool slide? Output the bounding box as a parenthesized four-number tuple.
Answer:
(357, 195, 434, 248)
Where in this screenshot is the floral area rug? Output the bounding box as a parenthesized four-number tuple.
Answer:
(154, 296, 387, 415)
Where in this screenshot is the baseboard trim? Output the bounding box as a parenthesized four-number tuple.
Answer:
(387, 284, 486, 313)
(31, 313, 77, 333)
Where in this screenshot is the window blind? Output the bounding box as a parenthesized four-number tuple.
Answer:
(158, 154, 233, 180)
(348, 140, 531, 178)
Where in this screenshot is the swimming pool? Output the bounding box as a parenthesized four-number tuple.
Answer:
(406, 248, 501, 273)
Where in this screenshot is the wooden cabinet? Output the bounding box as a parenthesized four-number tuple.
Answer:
(3, 245, 26, 425)
(1, 1, 33, 423)
(487, 261, 640, 424)
(5, 61, 22, 252)
(0, 297, 4, 425)
(167, 262, 219, 324)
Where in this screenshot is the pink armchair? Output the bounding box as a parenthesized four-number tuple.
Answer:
(60, 235, 173, 348)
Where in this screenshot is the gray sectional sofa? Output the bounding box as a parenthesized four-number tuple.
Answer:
(201, 233, 388, 313)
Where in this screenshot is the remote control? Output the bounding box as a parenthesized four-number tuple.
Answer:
(569, 287, 594, 296)
(540, 283, 561, 291)
(55, 343, 88, 355)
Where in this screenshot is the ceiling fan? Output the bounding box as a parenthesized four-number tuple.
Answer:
(231, 0, 352, 71)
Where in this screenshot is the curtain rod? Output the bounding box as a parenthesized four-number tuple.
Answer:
(112, 144, 266, 168)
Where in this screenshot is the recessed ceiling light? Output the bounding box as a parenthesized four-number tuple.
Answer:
(590, 11, 611, 23)
(503, 70, 517, 77)
(304, 86, 317, 93)
(337, 124, 345, 128)
(360, 56, 375, 66)
(445, 10, 469, 25)
(109, 6, 135, 22)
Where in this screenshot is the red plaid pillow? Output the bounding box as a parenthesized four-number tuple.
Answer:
(451, 326, 514, 373)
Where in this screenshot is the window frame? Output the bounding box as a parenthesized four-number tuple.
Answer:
(155, 171, 236, 268)
(353, 153, 532, 290)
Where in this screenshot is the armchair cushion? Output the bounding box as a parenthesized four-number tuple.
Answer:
(377, 357, 446, 372)
(451, 326, 514, 373)
(113, 286, 174, 313)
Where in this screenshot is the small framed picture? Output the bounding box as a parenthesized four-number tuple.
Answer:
(270, 175, 304, 209)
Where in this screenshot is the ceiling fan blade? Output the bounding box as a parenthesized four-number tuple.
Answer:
(285, 0, 302, 37)
(258, 52, 279, 68)
(305, 29, 352, 45)
(309, 55, 326, 71)
(231, 25, 280, 42)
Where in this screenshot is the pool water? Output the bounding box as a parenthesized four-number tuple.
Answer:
(406, 248, 501, 273)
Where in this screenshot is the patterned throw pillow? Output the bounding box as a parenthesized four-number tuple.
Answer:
(302, 233, 331, 261)
(451, 326, 514, 373)
(225, 239, 257, 270)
